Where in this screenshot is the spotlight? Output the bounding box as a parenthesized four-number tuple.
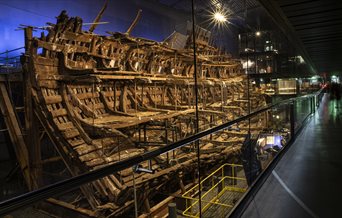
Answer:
(256, 31, 261, 36)
(207, 7, 232, 30)
(213, 12, 227, 23)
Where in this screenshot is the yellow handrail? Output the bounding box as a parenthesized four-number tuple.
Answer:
(182, 163, 244, 198)
(182, 163, 248, 217)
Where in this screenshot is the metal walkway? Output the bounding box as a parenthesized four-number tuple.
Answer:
(241, 94, 342, 218)
(182, 164, 248, 218)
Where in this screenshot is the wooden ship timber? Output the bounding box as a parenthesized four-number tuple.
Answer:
(20, 9, 267, 217)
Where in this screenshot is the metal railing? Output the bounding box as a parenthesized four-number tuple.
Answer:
(0, 47, 24, 73)
(182, 163, 247, 218)
(0, 88, 325, 216)
(229, 88, 325, 218)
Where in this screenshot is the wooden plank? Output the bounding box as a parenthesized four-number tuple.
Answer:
(36, 39, 88, 53)
(38, 80, 59, 88)
(44, 95, 63, 104)
(62, 128, 80, 139)
(61, 31, 93, 43)
(119, 85, 127, 113)
(103, 176, 121, 197)
(74, 144, 101, 156)
(56, 121, 74, 131)
(84, 158, 106, 167)
(109, 175, 125, 190)
(94, 179, 109, 196)
(79, 152, 101, 162)
(34, 55, 59, 66)
(200, 139, 244, 146)
(50, 108, 68, 117)
(0, 83, 32, 188)
(140, 183, 195, 218)
(101, 90, 121, 97)
(68, 138, 85, 147)
(85, 102, 105, 110)
(33, 91, 101, 210)
(75, 92, 100, 100)
(25, 34, 43, 188)
(45, 198, 97, 217)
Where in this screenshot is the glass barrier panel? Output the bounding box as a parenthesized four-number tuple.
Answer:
(1, 0, 198, 216)
(0, 0, 324, 217)
(177, 103, 291, 217)
(294, 97, 312, 132)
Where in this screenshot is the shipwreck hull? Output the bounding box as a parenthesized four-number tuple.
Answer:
(22, 11, 267, 216)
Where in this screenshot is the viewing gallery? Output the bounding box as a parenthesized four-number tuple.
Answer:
(0, 0, 341, 217)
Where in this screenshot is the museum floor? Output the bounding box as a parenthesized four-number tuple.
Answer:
(241, 93, 342, 218)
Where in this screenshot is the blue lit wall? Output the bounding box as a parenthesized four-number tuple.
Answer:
(0, 0, 190, 55)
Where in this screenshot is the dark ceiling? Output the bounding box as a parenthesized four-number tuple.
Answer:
(157, 0, 261, 29)
(158, 0, 259, 14)
(255, 0, 342, 74)
(278, 0, 342, 74)
(158, 0, 342, 75)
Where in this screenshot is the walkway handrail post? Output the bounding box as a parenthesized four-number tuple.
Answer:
(312, 96, 315, 114)
(290, 101, 295, 142)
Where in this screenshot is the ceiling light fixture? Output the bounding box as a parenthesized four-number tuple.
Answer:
(205, 5, 232, 30)
(213, 11, 227, 23)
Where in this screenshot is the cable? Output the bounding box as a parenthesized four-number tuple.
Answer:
(191, 0, 202, 217)
(0, 2, 53, 19)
